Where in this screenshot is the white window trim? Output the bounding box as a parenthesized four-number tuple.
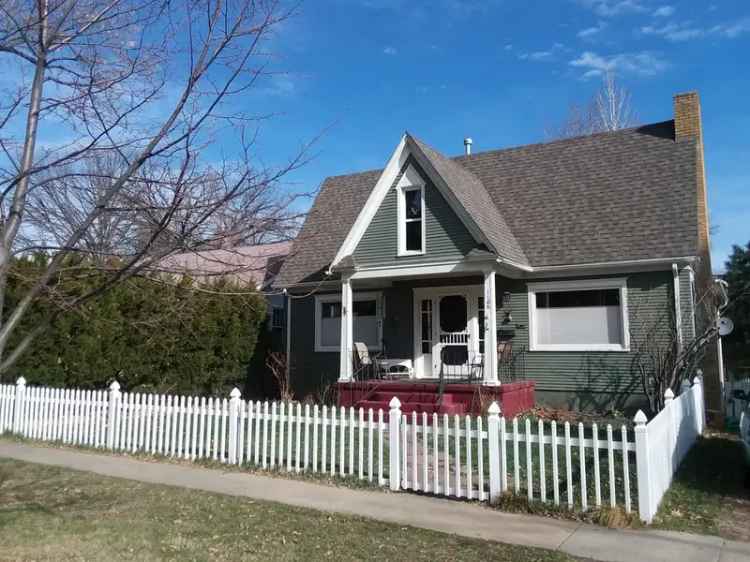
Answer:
(314, 291, 383, 352)
(527, 278, 630, 352)
(396, 165, 426, 257)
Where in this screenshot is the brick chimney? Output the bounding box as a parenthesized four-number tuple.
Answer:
(674, 91, 722, 412)
(674, 91, 703, 143)
(673, 92, 709, 254)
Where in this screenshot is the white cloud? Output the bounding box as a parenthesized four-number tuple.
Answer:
(577, 21, 607, 39)
(519, 50, 554, 61)
(640, 17, 750, 42)
(504, 43, 513, 51)
(652, 5, 675, 17)
(641, 22, 704, 41)
(518, 43, 566, 62)
(579, 0, 646, 17)
(569, 50, 668, 78)
(383, 46, 397, 55)
(714, 17, 750, 38)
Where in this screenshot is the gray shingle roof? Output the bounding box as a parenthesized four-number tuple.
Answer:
(277, 169, 380, 286)
(276, 121, 700, 287)
(408, 135, 528, 265)
(457, 121, 699, 266)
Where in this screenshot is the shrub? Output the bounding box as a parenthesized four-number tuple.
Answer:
(2, 255, 266, 395)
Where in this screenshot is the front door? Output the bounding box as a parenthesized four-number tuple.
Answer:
(413, 286, 482, 379)
(434, 294, 471, 378)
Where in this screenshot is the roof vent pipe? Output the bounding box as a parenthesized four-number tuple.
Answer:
(464, 137, 473, 156)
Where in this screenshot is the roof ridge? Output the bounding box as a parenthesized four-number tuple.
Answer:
(453, 120, 675, 161)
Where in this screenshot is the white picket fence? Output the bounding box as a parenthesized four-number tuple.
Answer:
(0, 376, 706, 523)
(633, 377, 705, 522)
(0, 380, 390, 484)
(398, 408, 635, 513)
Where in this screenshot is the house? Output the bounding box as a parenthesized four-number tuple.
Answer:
(160, 240, 292, 344)
(275, 92, 718, 415)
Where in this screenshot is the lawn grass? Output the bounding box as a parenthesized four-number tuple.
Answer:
(651, 431, 750, 541)
(0, 458, 587, 562)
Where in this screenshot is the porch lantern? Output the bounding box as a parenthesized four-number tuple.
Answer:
(502, 291, 512, 308)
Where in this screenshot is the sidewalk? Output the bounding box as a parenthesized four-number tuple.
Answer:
(1, 442, 748, 562)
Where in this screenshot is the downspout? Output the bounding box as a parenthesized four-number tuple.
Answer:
(672, 263, 683, 351)
(284, 289, 291, 382)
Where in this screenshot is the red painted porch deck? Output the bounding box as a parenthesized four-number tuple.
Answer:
(336, 380, 535, 417)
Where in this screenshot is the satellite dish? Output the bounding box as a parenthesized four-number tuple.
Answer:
(718, 317, 734, 336)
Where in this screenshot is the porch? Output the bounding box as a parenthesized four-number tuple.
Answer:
(328, 267, 535, 415)
(332, 271, 521, 383)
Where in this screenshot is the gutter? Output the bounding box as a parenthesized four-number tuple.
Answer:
(499, 255, 698, 274)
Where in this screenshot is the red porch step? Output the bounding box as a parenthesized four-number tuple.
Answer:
(355, 392, 466, 416)
(337, 380, 536, 417)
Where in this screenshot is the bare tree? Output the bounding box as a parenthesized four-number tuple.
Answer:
(266, 351, 292, 401)
(633, 280, 729, 413)
(547, 71, 637, 139)
(0, 0, 311, 376)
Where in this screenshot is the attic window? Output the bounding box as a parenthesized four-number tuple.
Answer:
(398, 184, 425, 255)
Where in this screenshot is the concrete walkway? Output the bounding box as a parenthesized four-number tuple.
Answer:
(1, 442, 748, 562)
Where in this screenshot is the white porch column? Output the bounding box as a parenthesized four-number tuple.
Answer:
(483, 270, 499, 386)
(338, 275, 354, 382)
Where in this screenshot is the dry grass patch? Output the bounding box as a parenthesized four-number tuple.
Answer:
(0, 458, 590, 562)
(652, 431, 750, 541)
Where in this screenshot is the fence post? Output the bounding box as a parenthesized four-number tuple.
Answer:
(487, 401, 501, 502)
(634, 410, 654, 523)
(228, 387, 241, 464)
(107, 381, 121, 450)
(664, 388, 676, 472)
(693, 375, 704, 434)
(388, 397, 401, 492)
(12, 377, 26, 434)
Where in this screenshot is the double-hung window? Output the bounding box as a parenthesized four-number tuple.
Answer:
(397, 181, 425, 255)
(314, 292, 383, 352)
(527, 278, 630, 352)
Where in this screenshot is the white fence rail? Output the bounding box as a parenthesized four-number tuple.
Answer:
(0, 376, 706, 523)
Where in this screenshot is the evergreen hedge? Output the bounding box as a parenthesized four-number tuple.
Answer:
(2, 255, 267, 394)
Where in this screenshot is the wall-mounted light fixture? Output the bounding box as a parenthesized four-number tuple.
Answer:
(502, 291, 512, 308)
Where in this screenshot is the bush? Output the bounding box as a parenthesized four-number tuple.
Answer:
(2, 255, 267, 395)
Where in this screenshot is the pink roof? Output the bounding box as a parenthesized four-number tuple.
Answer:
(158, 241, 292, 289)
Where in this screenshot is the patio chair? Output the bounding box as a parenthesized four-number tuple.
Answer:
(353, 341, 383, 380)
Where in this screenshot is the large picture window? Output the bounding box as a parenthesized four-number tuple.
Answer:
(314, 292, 382, 352)
(528, 279, 629, 352)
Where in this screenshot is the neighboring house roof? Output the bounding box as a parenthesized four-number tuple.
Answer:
(159, 241, 292, 290)
(276, 120, 699, 287)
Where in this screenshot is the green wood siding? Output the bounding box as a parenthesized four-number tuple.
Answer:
(353, 158, 480, 265)
(498, 271, 673, 408)
(288, 293, 340, 398)
(288, 272, 676, 410)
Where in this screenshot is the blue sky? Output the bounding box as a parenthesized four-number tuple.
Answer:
(244, 0, 749, 272)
